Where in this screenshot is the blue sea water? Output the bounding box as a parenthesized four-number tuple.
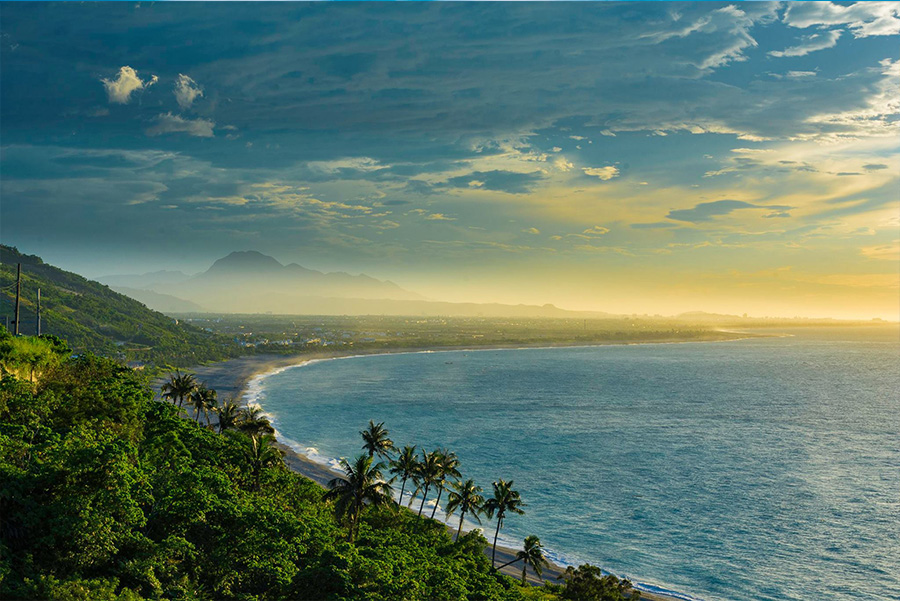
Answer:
(249, 327, 900, 601)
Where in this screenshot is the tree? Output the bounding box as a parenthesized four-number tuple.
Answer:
(415, 450, 441, 517)
(215, 399, 241, 433)
(237, 405, 274, 436)
(324, 454, 394, 542)
(242, 433, 283, 492)
(160, 371, 197, 409)
(189, 384, 217, 425)
(496, 535, 550, 585)
(430, 449, 461, 519)
(483, 479, 525, 568)
(557, 564, 639, 601)
(445, 479, 484, 540)
(389, 444, 418, 507)
(0, 333, 70, 382)
(360, 420, 394, 460)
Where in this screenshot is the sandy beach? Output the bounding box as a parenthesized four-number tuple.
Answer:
(168, 348, 694, 600)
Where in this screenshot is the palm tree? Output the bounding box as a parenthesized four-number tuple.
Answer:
(161, 371, 197, 409)
(325, 454, 394, 542)
(483, 479, 525, 568)
(360, 420, 394, 459)
(496, 535, 549, 585)
(415, 450, 441, 517)
(238, 405, 274, 436)
(189, 384, 217, 424)
(243, 433, 283, 492)
(215, 399, 241, 434)
(430, 449, 461, 519)
(389, 445, 418, 506)
(445, 479, 484, 540)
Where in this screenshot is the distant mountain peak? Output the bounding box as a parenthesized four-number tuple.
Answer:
(207, 250, 284, 273)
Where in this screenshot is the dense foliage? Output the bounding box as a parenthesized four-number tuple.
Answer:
(0, 336, 516, 600)
(1, 246, 241, 367)
(0, 332, 641, 600)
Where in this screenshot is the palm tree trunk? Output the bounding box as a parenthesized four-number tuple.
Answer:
(456, 509, 466, 540)
(521, 566, 527, 585)
(430, 486, 443, 519)
(491, 519, 501, 567)
(399, 476, 407, 505)
(418, 485, 429, 517)
(194, 409, 200, 422)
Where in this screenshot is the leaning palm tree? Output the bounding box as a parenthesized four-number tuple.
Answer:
(430, 449, 461, 519)
(238, 405, 274, 436)
(360, 420, 394, 460)
(215, 399, 241, 434)
(161, 371, 197, 409)
(496, 535, 550, 585)
(483, 479, 526, 568)
(243, 433, 283, 492)
(325, 454, 394, 542)
(389, 444, 418, 506)
(445, 479, 484, 540)
(416, 450, 442, 517)
(189, 384, 217, 424)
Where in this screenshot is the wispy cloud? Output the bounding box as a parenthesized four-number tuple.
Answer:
(769, 30, 841, 57)
(146, 112, 215, 138)
(783, 2, 900, 38)
(667, 200, 793, 223)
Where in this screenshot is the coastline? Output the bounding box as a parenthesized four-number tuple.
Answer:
(183, 339, 745, 600)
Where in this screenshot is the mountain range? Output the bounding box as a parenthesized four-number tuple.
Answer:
(100, 251, 613, 318)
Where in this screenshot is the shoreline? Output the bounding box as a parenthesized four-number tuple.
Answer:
(184, 338, 751, 601)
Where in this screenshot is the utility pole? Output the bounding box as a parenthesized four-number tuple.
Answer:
(14, 263, 21, 336)
(36, 288, 41, 336)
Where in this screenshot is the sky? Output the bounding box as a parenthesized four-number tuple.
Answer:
(1, 1, 898, 319)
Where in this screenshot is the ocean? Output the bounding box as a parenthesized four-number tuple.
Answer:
(247, 326, 900, 601)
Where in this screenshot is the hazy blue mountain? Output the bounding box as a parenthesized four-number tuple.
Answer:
(108, 287, 206, 314)
(153, 251, 428, 309)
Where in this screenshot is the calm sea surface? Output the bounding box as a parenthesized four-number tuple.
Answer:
(250, 327, 900, 601)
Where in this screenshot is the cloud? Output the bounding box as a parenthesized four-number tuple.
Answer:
(174, 74, 204, 109)
(553, 158, 574, 172)
(802, 58, 900, 139)
(861, 240, 900, 260)
(145, 112, 215, 137)
(522, 227, 540, 235)
(630, 222, 679, 229)
(443, 170, 544, 194)
(582, 225, 610, 236)
(863, 163, 889, 171)
(768, 30, 841, 57)
(783, 2, 900, 38)
(667, 200, 793, 223)
(425, 213, 455, 221)
(307, 157, 386, 174)
(101, 66, 157, 104)
(582, 166, 619, 180)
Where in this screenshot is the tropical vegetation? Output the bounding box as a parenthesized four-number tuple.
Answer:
(0, 329, 640, 600)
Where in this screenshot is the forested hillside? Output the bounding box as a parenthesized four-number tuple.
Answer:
(0, 246, 239, 367)
(0, 332, 640, 600)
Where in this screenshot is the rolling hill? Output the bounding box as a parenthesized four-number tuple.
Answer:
(0, 245, 239, 366)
